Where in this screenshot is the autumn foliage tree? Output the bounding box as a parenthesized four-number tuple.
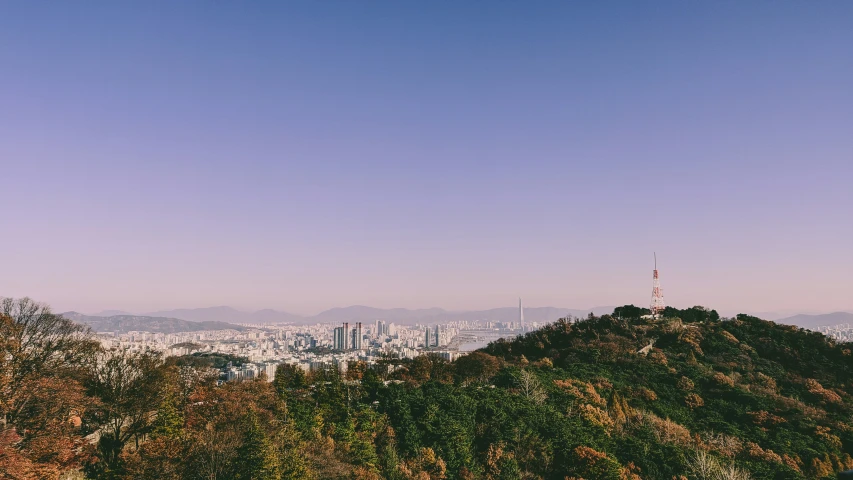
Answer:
(83, 349, 167, 476)
(0, 298, 99, 477)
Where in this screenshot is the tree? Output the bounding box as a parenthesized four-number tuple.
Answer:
(453, 352, 500, 386)
(119, 436, 186, 480)
(612, 305, 650, 320)
(273, 363, 307, 395)
(0, 298, 98, 426)
(0, 298, 98, 476)
(407, 354, 452, 384)
(85, 349, 167, 473)
(150, 389, 183, 440)
(234, 411, 280, 480)
(484, 443, 522, 480)
(400, 447, 447, 480)
(514, 369, 546, 405)
(662, 305, 720, 323)
(8, 376, 91, 471)
(346, 360, 369, 381)
(687, 450, 719, 480)
(376, 424, 403, 480)
(183, 381, 279, 480)
(186, 414, 241, 480)
(271, 420, 313, 479)
(0, 428, 47, 479)
(161, 359, 218, 406)
(567, 446, 622, 480)
(687, 450, 752, 480)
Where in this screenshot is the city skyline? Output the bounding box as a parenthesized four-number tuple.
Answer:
(2, 2, 852, 315)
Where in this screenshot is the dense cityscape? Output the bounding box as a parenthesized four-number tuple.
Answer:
(816, 324, 853, 343)
(98, 310, 543, 383)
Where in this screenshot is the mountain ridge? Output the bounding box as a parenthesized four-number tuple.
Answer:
(104, 305, 616, 326)
(143, 306, 305, 325)
(76, 305, 853, 332)
(63, 312, 247, 334)
(776, 311, 853, 330)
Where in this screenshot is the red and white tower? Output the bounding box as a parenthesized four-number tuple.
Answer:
(650, 253, 665, 317)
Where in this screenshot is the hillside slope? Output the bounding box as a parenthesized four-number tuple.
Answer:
(471, 307, 853, 479)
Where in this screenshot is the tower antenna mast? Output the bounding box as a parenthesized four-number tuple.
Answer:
(650, 253, 665, 318)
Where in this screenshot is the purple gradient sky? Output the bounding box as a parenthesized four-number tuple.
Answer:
(1, 2, 851, 315)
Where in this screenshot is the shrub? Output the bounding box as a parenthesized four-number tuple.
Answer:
(677, 376, 695, 391)
(685, 393, 704, 409)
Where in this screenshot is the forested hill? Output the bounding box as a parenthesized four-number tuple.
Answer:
(475, 306, 853, 479)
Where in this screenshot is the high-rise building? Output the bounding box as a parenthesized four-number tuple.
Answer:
(352, 322, 363, 350)
(333, 322, 357, 350)
(519, 297, 525, 332)
(343, 322, 350, 350)
(333, 326, 346, 351)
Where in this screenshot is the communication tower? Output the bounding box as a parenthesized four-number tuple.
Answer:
(650, 253, 665, 317)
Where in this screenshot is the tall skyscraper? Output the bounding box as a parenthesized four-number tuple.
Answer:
(519, 297, 525, 332)
(343, 322, 350, 350)
(333, 326, 345, 351)
(352, 322, 363, 350)
(332, 323, 353, 350)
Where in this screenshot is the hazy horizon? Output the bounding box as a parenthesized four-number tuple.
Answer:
(2, 2, 851, 316)
(44, 301, 853, 322)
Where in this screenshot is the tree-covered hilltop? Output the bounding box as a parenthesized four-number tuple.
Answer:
(4, 297, 853, 479)
(481, 306, 853, 479)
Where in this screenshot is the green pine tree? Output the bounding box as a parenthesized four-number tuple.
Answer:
(236, 411, 281, 480)
(150, 392, 184, 439)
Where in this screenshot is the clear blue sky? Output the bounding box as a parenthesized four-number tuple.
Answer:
(1, 2, 851, 315)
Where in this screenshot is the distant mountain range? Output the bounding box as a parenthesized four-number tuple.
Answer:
(310, 305, 617, 325)
(142, 306, 305, 325)
(63, 312, 246, 334)
(81, 305, 616, 328)
(775, 312, 853, 330)
(73, 305, 853, 334)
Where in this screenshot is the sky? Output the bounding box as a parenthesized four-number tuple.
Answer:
(1, 2, 851, 316)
